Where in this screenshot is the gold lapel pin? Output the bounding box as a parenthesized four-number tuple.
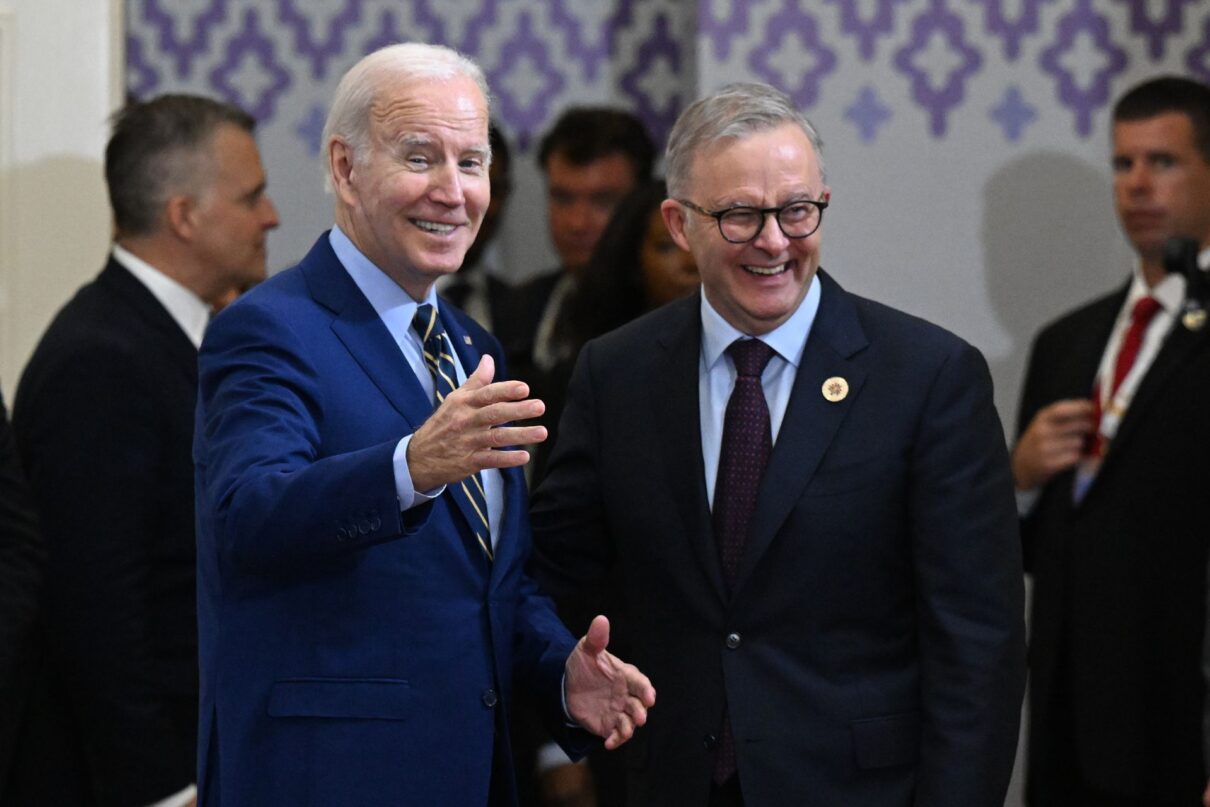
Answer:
(463, 335, 473, 345)
(822, 376, 849, 402)
(1182, 308, 1207, 332)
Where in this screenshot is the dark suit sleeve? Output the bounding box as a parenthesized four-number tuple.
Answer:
(197, 299, 414, 573)
(0, 389, 42, 785)
(908, 340, 1027, 805)
(13, 347, 192, 804)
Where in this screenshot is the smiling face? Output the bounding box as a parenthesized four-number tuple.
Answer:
(662, 123, 829, 335)
(330, 73, 490, 300)
(1113, 111, 1210, 282)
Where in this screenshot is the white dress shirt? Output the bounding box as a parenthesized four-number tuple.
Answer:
(699, 273, 822, 507)
(112, 244, 210, 348)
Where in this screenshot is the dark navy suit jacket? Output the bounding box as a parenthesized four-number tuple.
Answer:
(194, 234, 578, 806)
(531, 272, 1027, 806)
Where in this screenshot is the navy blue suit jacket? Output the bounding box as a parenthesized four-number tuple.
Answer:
(194, 234, 578, 806)
(531, 272, 1027, 806)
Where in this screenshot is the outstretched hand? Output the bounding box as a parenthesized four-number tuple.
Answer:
(564, 615, 656, 750)
(408, 354, 547, 492)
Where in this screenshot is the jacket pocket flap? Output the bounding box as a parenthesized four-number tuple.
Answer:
(268, 678, 410, 720)
(850, 711, 919, 769)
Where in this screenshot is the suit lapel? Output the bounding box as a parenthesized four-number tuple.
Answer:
(733, 271, 869, 595)
(652, 296, 725, 601)
(1095, 307, 1210, 483)
(302, 235, 432, 431)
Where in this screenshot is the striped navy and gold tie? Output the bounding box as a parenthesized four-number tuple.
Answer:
(412, 303, 493, 562)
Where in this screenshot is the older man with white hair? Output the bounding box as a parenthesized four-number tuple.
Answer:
(193, 43, 654, 806)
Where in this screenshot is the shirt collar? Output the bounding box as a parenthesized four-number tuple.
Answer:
(329, 225, 438, 321)
(700, 272, 821, 371)
(111, 243, 210, 348)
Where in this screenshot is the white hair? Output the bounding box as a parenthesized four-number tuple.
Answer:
(322, 42, 490, 185)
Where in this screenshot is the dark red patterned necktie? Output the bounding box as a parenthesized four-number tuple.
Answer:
(712, 337, 774, 785)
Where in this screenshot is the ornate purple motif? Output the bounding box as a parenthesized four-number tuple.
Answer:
(844, 86, 892, 143)
(139, 0, 229, 79)
(973, 0, 1054, 61)
(893, 0, 983, 137)
(125, 32, 161, 99)
(990, 86, 1037, 142)
(208, 9, 292, 123)
(698, 0, 753, 62)
(1039, 0, 1128, 138)
(440, 0, 500, 54)
(619, 13, 682, 149)
(360, 3, 446, 60)
(276, 0, 363, 81)
(1188, 15, 1210, 83)
(824, 0, 909, 62)
(548, 0, 636, 82)
(748, 0, 837, 111)
(487, 11, 565, 150)
(1115, 0, 1196, 61)
(295, 103, 327, 156)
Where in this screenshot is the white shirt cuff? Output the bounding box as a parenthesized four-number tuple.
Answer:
(393, 435, 445, 510)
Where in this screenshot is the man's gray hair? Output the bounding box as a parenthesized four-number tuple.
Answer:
(664, 82, 826, 198)
(322, 43, 490, 176)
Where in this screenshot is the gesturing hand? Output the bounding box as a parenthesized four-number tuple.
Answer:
(408, 354, 546, 492)
(565, 615, 657, 750)
(1011, 398, 1095, 491)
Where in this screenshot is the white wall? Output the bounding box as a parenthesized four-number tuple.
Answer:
(0, 0, 124, 402)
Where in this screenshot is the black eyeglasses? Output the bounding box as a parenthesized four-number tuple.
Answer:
(676, 198, 828, 244)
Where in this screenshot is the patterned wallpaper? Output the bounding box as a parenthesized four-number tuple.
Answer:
(126, 0, 1210, 155)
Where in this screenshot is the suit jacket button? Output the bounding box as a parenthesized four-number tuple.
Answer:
(725, 632, 742, 650)
(370, 515, 382, 531)
(357, 519, 371, 535)
(482, 688, 498, 708)
(336, 527, 349, 543)
(703, 734, 718, 750)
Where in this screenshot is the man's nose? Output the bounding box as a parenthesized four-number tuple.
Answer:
(430, 163, 466, 206)
(751, 211, 790, 253)
(261, 196, 281, 230)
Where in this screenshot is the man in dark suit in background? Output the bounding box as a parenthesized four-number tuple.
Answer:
(10, 94, 278, 806)
(193, 42, 653, 806)
(1013, 76, 1210, 807)
(531, 82, 1026, 806)
(0, 387, 41, 797)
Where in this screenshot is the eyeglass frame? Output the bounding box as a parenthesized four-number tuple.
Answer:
(675, 197, 829, 244)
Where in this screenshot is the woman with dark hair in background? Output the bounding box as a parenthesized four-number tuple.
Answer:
(531, 179, 699, 484)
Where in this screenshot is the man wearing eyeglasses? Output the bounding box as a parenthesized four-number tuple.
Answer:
(529, 82, 1026, 807)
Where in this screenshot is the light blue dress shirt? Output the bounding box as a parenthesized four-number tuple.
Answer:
(699, 274, 821, 508)
(329, 226, 504, 548)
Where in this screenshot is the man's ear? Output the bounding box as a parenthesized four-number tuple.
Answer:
(660, 199, 693, 253)
(164, 194, 195, 240)
(329, 138, 358, 206)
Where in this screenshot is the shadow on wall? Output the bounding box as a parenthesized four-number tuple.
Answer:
(981, 151, 1131, 435)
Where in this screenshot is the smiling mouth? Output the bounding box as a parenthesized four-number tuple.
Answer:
(742, 262, 788, 276)
(412, 219, 457, 235)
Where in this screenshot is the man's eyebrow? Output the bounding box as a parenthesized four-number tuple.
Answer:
(400, 133, 433, 147)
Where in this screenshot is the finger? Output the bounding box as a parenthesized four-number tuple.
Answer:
(625, 670, 656, 707)
(471, 447, 532, 470)
(586, 615, 611, 655)
(622, 695, 649, 726)
(470, 400, 546, 429)
(604, 713, 634, 750)
(461, 380, 537, 410)
(460, 354, 496, 393)
(1042, 398, 1096, 422)
(474, 425, 547, 450)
